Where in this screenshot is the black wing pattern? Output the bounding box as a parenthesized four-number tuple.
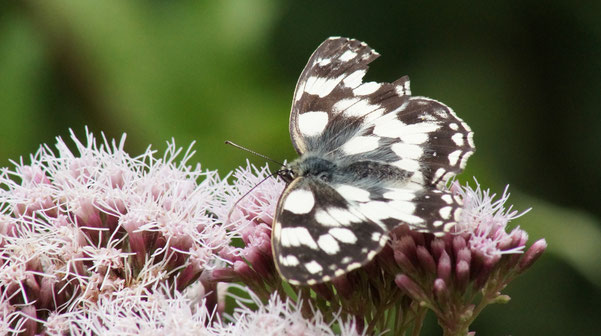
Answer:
(274, 37, 475, 285)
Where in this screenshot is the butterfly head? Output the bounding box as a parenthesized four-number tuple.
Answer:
(278, 154, 337, 185)
(277, 166, 295, 184)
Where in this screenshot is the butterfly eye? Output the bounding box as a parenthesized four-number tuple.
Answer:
(278, 169, 295, 184)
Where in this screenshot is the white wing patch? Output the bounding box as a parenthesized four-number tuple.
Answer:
(391, 143, 424, 160)
(392, 158, 420, 172)
(279, 255, 300, 266)
(398, 122, 441, 143)
(298, 111, 329, 137)
(342, 100, 381, 118)
(353, 82, 381, 95)
(382, 189, 416, 201)
(328, 228, 358, 244)
(343, 69, 366, 88)
(304, 261, 323, 274)
(339, 49, 358, 62)
(280, 227, 318, 249)
(342, 136, 380, 155)
(335, 185, 371, 202)
(451, 133, 464, 146)
(359, 200, 423, 225)
(373, 117, 406, 138)
(283, 189, 315, 214)
(448, 149, 462, 166)
(317, 234, 340, 255)
(332, 97, 360, 113)
(304, 75, 345, 98)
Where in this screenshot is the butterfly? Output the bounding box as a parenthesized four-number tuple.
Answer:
(272, 37, 475, 285)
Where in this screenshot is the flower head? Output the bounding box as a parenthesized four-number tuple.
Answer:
(0, 129, 230, 334)
(389, 181, 546, 335)
(453, 180, 530, 257)
(0, 128, 547, 336)
(214, 284, 365, 336)
(211, 162, 285, 292)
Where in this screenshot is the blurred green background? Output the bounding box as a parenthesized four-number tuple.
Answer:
(1, 0, 600, 334)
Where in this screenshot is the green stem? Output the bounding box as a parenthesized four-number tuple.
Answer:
(411, 307, 427, 336)
(366, 302, 387, 335)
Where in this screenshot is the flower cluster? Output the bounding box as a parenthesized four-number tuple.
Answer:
(211, 162, 285, 297)
(0, 130, 230, 334)
(0, 130, 546, 335)
(214, 169, 547, 335)
(390, 182, 547, 335)
(215, 284, 364, 336)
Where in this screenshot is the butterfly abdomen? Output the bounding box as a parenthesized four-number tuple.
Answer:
(339, 161, 413, 184)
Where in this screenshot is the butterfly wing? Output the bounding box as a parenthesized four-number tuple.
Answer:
(289, 37, 474, 188)
(289, 37, 380, 155)
(272, 177, 388, 285)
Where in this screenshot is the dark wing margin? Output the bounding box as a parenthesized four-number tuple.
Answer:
(272, 177, 388, 285)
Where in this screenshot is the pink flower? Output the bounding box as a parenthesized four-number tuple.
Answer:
(0, 128, 548, 336)
(213, 284, 365, 336)
(453, 181, 530, 257)
(214, 161, 284, 232)
(211, 162, 285, 292)
(0, 129, 229, 334)
(390, 182, 546, 335)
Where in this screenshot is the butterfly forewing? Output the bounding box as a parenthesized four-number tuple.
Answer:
(274, 37, 475, 285)
(289, 37, 380, 154)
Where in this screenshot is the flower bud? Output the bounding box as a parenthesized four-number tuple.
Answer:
(416, 245, 436, 274)
(437, 250, 452, 283)
(20, 304, 38, 336)
(332, 275, 353, 299)
(518, 239, 547, 273)
(455, 260, 470, 291)
(430, 238, 446, 260)
(394, 250, 417, 274)
(452, 235, 467, 256)
(395, 275, 427, 302)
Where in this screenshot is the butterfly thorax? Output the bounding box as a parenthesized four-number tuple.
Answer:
(281, 152, 414, 189)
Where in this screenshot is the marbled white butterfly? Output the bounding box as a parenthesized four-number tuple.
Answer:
(273, 37, 475, 285)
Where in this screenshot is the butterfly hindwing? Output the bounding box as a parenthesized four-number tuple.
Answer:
(272, 177, 388, 285)
(272, 178, 464, 285)
(343, 96, 475, 189)
(330, 179, 464, 234)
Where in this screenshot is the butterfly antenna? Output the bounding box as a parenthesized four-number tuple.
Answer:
(225, 140, 285, 167)
(225, 170, 281, 225)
